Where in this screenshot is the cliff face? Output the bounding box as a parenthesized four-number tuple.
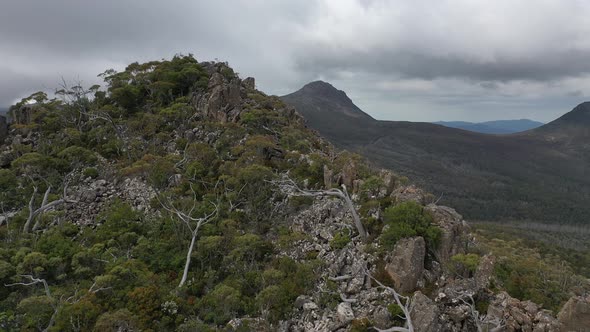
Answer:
(0, 56, 587, 331)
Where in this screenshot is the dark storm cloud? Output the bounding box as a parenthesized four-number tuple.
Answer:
(295, 50, 590, 82)
(1, 0, 590, 121)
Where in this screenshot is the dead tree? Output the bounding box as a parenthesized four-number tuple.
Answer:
(5, 275, 57, 331)
(158, 185, 219, 288)
(272, 176, 368, 241)
(23, 180, 78, 233)
(458, 294, 504, 332)
(365, 269, 414, 332)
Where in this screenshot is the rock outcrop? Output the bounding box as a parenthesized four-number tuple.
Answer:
(485, 291, 561, 331)
(558, 294, 590, 331)
(411, 291, 442, 332)
(391, 185, 426, 204)
(191, 69, 243, 123)
(426, 204, 470, 266)
(385, 236, 426, 293)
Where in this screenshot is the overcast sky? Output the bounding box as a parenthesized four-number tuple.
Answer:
(2, 0, 590, 122)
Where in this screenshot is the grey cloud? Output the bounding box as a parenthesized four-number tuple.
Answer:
(294, 49, 590, 82)
(0, 0, 589, 122)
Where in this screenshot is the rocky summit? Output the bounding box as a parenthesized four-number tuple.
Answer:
(0, 55, 589, 331)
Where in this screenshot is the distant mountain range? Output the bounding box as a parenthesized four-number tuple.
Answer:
(434, 119, 544, 134)
(282, 81, 590, 224)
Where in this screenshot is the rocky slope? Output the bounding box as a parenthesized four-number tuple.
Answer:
(0, 57, 588, 331)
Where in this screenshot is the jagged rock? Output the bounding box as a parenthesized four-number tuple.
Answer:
(485, 291, 561, 332)
(379, 169, 397, 197)
(391, 185, 425, 204)
(426, 204, 469, 266)
(0, 115, 7, 143)
(475, 254, 495, 290)
(323, 165, 333, 189)
(557, 294, 590, 331)
(411, 291, 441, 332)
(336, 302, 354, 324)
(341, 161, 357, 189)
(243, 77, 255, 90)
(385, 236, 426, 293)
(372, 306, 394, 329)
(191, 69, 243, 123)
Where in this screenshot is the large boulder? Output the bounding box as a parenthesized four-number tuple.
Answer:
(385, 236, 426, 293)
(391, 185, 425, 204)
(425, 204, 470, 266)
(411, 291, 441, 332)
(558, 294, 590, 331)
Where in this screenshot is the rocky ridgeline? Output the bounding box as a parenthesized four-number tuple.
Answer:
(1, 61, 589, 331)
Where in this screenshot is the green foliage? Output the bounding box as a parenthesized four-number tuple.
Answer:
(57, 146, 97, 167)
(380, 201, 441, 250)
(0, 55, 358, 330)
(350, 318, 372, 332)
(451, 253, 481, 276)
(82, 167, 99, 178)
(477, 231, 589, 312)
(330, 231, 351, 249)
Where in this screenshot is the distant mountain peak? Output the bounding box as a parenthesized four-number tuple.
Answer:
(558, 101, 590, 123)
(282, 81, 374, 122)
(299, 80, 353, 102)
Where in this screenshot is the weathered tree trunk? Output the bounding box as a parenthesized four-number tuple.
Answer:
(179, 231, 198, 288)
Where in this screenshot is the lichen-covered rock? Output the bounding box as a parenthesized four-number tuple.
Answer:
(475, 254, 496, 290)
(557, 294, 590, 332)
(411, 291, 441, 332)
(336, 302, 354, 324)
(191, 68, 243, 123)
(485, 291, 561, 332)
(385, 236, 426, 293)
(391, 185, 425, 204)
(426, 204, 469, 266)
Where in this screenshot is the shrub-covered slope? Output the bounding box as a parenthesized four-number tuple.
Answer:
(0, 56, 588, 331)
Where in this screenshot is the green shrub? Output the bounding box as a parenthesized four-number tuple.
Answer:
(451, 253, 481, 276)
(83, 167, 99, 178)
(380, 202, 441, 250)
(330, 231, 351, 249)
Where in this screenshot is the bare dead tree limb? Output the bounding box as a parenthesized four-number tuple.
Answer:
(23, 178, 78, 233)
(364, 268, 414, 332)
(5, 275, 57, 331)
(271, 175, 368, 241)
(158, 185, 219, 288)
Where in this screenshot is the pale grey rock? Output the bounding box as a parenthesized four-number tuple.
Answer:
(411, 291, 441, 332)
(426, 204, 469, 266)
(385, 236, 426, 293)
(336, 302, 354, 324)
(557, 294, 590, 332)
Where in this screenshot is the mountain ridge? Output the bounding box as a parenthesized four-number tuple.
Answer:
(435, 119, 544, 134)
(282, 81, 590, 224)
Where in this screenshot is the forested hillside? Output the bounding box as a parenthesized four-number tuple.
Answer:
(282, 81, 590, 225)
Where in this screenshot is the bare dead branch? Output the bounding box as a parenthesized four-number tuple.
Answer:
(271, 175, 368, 240)
(364, 268, 414, 332)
